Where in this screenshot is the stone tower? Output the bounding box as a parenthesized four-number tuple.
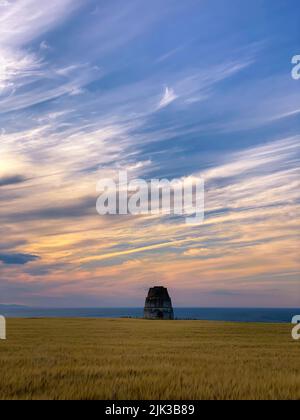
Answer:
(144, 287, 174, 320)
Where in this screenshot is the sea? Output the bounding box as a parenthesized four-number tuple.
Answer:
(0, 306, 299, 323)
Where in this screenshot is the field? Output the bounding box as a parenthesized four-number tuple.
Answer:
(0, 318, 299, 400)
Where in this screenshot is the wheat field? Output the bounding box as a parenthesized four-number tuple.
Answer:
(0, 318, 299, 400)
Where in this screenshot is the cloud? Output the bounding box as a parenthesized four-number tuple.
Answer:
(183, 248, 211, 257)
(153, 57, 254, 112)
(201, 136, 300, 182)
(0, 0, 89, 111)
(0, 1, 10, 7)
(2, 196, 96, 223)
(39, 41, 51, 51)
(157, 87, 178, 109)
(0, 175, 27, 187)
(0, 253, 39, 265)
(0, 0, 82, 46)
(0, 47, 41, 94)
(156, 45, 186, 63)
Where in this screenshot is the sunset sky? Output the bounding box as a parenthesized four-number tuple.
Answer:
(0, 0, 299, 307)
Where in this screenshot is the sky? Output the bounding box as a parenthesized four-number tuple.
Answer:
(0, 0, 299, 308)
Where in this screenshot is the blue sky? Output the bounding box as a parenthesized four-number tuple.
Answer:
(0, 0, 299, 307)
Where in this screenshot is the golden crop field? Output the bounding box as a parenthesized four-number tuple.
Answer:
(0, 318, 299, 400)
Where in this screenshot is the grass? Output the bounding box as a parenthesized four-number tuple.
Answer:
(0, 318, 299, 400)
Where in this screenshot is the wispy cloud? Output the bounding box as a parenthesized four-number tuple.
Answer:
(0, 0, 82, 46)
(201, 136, 300, 181)
(0, 0, 87, 111)
(0, 47, 41, 94)
(157, 86, 178, 109)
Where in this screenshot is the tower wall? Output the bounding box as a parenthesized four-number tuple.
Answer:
(144, 287, 174, 320)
